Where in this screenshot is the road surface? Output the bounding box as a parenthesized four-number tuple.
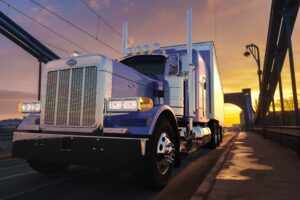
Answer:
(0, 132, 236, 200)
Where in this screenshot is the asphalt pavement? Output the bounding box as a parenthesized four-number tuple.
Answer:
(0, 132, 236, 200)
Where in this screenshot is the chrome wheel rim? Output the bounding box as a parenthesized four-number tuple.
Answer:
(156, 132, 175, 175)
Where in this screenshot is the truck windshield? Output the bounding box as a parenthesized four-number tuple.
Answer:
(120, 55, 166, 77)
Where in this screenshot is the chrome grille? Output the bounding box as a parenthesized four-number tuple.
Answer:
(56, 69, 70, 125)
(44, 71, 58, 125)
(69, 68, 83, 126)
(44, 66, 97, 127)
(83, 67, 97, 126)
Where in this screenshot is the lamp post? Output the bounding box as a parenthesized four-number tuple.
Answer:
(244, 44, 267, 131)
(244, 44, 262, 92)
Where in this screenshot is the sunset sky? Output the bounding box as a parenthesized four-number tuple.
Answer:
(0, 0, 299, 126)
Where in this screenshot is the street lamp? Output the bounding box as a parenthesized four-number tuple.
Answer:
(244, 44, 262, 92)
(244, 43, 265, 131)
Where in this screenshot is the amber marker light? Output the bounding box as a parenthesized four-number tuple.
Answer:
(138, 97, 153, 112)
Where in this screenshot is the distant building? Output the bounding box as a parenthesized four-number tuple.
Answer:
(232, 124, 241, 132)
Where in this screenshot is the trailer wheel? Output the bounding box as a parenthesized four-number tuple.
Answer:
(135, 119, 175, 190)
(208, 122, 219, 148)
(219, 127, 223, 143)
(27, 160, 69, 174)
(217, 131, 221, 145)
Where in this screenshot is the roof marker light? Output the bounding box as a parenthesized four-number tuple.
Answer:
(126, 47, 133, 55)
(143, 44, 150, 54)
(135, 45, 142, 54)
(152, 43, 161, 51)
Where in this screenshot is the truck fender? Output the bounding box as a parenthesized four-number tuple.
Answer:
(149, 105, 181, 167)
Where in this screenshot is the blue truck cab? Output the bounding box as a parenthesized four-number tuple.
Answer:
(13, 41, 224, 189)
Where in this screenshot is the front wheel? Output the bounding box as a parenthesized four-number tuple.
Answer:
(27, 160, 69, 174)
(135, 119, 176, 190)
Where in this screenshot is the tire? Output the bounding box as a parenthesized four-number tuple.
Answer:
(208, 122, 218, 148)
(217, 128, 221, 146)
(27, 160, 69, 174)
(135, 119, 176, 190)
(219, 127, 223, 143)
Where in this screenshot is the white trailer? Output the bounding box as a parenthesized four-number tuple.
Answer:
(161, 41, 224, 127)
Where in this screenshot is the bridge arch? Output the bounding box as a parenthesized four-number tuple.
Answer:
(224, 88, 254, 130)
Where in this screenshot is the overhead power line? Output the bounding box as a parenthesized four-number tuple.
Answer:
(43, 42, 70, 55)
(30, 0, 122, 55)
(80, 0, 133, 47)
(80, 0, 121, 37)
(0, 0, 92, 54)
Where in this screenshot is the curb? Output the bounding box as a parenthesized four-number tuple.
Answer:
(0, 151, 12, 160)
(191, 133, 239, 200)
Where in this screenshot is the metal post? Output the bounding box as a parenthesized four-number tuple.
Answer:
(122, 21, 128, 56)
(261, 92, 266, 138)
(272, 98, 276, 125)
(284, 14, 300, 126)
(38, 59, 42, 101)
(278, 76, 286, 125)
(244, 44, 265, 134)
(275, 54, 286, 125)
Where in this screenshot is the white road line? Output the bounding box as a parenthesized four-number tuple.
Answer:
(0, 163, 28, 171)
(1, 169, 97, 200)
(0, 171, 35, 182)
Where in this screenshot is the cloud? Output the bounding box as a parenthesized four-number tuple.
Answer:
(89, 0, 111, 11)
(205, 0, 261, 20)
(89, 0, 100, 11)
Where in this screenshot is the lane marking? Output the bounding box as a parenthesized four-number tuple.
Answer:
(0, 163, 28, 171)
(0, 171, 35, 182)
(1, 169, 97, 200)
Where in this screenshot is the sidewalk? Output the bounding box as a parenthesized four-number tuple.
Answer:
(207, 132, 300, 200)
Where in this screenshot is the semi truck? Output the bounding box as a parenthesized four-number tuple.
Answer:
(13, 9, 224, 189)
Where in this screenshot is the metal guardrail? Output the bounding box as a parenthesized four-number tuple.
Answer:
(0, 127, 15, 151)
(252, 126, 300, 156)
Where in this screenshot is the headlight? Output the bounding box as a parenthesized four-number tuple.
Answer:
(107, 97, 153, 112)
(18, 101, 41, 113)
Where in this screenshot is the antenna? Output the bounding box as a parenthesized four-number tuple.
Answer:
(122, 21, 128, 56)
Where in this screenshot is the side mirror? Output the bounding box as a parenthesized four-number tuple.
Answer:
(167, 55, 179, 76)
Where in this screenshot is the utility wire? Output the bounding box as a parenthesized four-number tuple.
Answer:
(43, 42, 70, 55)
(80, 0, 122, 37)
(80, 0, 133, 47)
(30, 0, 122, 55)
(0, 0, 92, 54)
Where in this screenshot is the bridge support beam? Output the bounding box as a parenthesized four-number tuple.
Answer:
(38, 59, 42, 101)
(275, 53, 286, 126)
(283, 8, 300, 126)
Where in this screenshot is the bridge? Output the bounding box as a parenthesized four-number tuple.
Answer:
(0, 0, 300, 199)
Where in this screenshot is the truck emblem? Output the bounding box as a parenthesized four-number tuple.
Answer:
(66, 59, 77, 66)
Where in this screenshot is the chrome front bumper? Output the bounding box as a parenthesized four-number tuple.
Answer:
(12, 132, 148, 171)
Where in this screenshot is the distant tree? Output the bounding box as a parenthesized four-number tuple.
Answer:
(274, 96, 295, 111)
(254, 99, 258, 111)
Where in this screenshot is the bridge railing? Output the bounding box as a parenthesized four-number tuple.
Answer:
(252, 126, 300, 156)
